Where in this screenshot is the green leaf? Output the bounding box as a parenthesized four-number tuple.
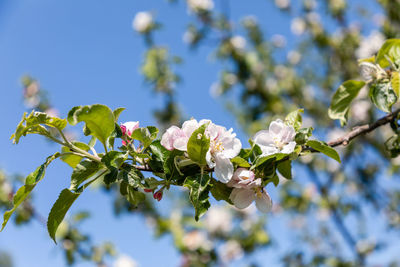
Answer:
(126, 186, 145, 207)
(391, 72, 400, 98)
(328, 80, 365, 126)
(231, 156, 251, 167)
(47, 189, 80, 243)
(187, 124, 210, 166)
(70, 160, 102, 191)
(101, 151, 127, 170)
(67, 104, 115, 146)
(113, 107, 125, 121)
(61, 142, 90, 168)
(295, 127, 313, 145)
(376, 39, 400, 68)
(1, 153, 59, 231)
(184, 173, 211, 221)
(11, 111, 67, 144)
(131, 126, 159, 148)
(117, 165, 145, 188)
(210, 180, 232, 203)
(101, 151, 127, 185)
(306, 140, 341, 163)
(285, 109, 303, 130)
(252, 153, 287, 169)
(369, 82, 397, 113)
(277, 160, 292, 179)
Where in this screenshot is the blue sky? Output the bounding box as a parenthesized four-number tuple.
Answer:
(0, 0, 392, 266)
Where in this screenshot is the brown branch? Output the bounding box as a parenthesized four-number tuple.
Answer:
(327, 108, 400, 147)
(132, 108, 400, 173)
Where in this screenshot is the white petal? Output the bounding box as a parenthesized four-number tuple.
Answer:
(173, 137, 189, 151)
(253, 130, 274, 147)
(230, 188, 255, 209)
(182, 119, 199, 137)
(259, 145, 279, 156)
(280, 125, 296, 143)
(255, 191, 272, 213)
(269, 119, 284, 138)
(222, 138, 242, 158)
(281, 141, 296, 154)
(214, 154, 234, 183)
(206, 151, 215, 168)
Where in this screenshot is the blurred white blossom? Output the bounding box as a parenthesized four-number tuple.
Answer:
(355, 31, 385, 59)
(182, 231, 212, 251)
(274, 0, 290, 9)
(132, 12, 153, 33)
(291, 17, 306, 35)
(287, 50, 301, 65)
(187, 0, 214, 12)
(230, 35, 247, 50)
(220, 240, 244, 263)
(271, 34, 286, 47)
(351, 99, 371, 122)
(205, 206, 232, 234)
(114, 255, 138, 267)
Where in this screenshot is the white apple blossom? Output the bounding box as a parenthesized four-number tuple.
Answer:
(161, 119, 241, 183)
(132, 12, 153, 33)
(205, 122, 242, 183)
(113, 255, 138, 267)
(291, 17, 306, 35)
(274, 0, 290, 9)
(253, 119, 296, 156)
(220, 240, 244, 263)
(228, 168, 272, 213)
(229, 186, 272, 213)
(230, 35, 246, 50)
(182, 231, 212, 251)
(187, 0, 214, 13)
(205, 206, 232, 234)
(355, 31, 385, 59)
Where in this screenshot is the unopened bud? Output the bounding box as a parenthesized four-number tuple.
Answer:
(153, 190, 163, 201)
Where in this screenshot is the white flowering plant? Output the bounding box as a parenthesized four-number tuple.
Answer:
(0, 100, 342, 243)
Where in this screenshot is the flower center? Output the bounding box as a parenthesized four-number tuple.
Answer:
(210, 140, 224, 153)
(273, 137, 285, 149)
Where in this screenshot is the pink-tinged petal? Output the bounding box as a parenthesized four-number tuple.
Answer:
(281, 141, 296, 154)
(161, 126, 181, 151)
(213, 154, 234, 183)
(182, 119, 199, 137)
(255, 190, 272, 213)
(253, 130, 274, 147)
(122, 121, 139, 136)
(269, 119, 284, 138)
(122, 140, 127, 146)
(173, 137, 189, 151)
(120, 124, 127, 136)
(229, 188, 255, 209)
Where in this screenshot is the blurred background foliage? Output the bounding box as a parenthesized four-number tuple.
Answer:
(2, 0, 400, 266)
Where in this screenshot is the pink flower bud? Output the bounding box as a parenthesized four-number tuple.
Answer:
(144, 188, 153, 193)
(153, 190, 163, 201)
(120, 121, 139, 137)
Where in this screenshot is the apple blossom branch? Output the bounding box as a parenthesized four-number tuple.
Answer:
(327, 107, 400, 147)
(131, 108, 400, 173)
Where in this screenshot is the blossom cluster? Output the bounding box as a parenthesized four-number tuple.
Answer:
(154, 118, 297, 213)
